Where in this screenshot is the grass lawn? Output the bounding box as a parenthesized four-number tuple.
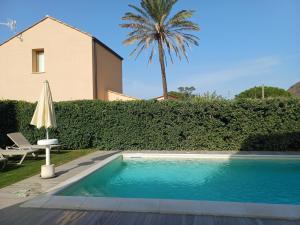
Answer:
(0, 149, 97, 189)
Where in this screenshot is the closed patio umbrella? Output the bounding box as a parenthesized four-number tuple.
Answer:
(30, 80, 57, 138)
(31, 80, 58, 178)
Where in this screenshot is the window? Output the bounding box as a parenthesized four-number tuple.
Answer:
(32, 49, 45, 73)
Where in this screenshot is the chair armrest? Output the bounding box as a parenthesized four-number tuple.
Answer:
(30, 145, 47, 149)
(50, 145, 61, 148)
(6, 146, 19, 150)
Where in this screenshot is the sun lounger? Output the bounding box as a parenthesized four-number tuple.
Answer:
(6, 132, 60, 164)
(0, 147, 37, 165)
(7, 132, 60, 151)
(6, 132, 48, 164)
(7, 132, 47, 151)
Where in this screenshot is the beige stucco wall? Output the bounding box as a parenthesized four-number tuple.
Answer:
(94, 42, 123, 100)
(0, 18, 94, 102)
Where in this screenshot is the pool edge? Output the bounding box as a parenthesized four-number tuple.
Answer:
(21, 153, 300, 220)
(47, 153, 122, 195)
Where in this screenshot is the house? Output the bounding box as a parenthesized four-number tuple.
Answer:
(107, 90, 139, 101)
(155, 94, 179, 101)
(0, 16, 136, 102)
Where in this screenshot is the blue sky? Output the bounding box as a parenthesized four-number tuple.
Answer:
(0, 0, 299, 99)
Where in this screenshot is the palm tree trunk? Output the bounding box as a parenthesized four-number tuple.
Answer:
(158, 38, 168, 99)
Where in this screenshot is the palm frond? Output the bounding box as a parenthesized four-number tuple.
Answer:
(120, 23, 151, 30)
(128, 4, 150, 20)
(148, 43, 156, 64)
(169, 20, 200, 31)
(166, 10, 194, 26)
(129, 39, 146, 57)
(123, 34, 147, 46)
(122, 13, 154, 29)
(121, 0, 199, 64)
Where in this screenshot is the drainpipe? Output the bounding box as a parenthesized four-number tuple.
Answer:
(92, 38, 98, 99)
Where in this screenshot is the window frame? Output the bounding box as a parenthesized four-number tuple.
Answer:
(32, 49, 45, 73)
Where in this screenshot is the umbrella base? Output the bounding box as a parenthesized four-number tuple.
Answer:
(41, 164, 55, 179)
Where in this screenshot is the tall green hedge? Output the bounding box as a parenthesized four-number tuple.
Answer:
(0, 99, 299, 151)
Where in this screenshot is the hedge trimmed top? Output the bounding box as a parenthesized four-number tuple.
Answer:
(0, 98, 299, 151)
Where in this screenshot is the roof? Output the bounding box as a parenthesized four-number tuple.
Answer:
(154, 94, 179, 100)
(0, 15, 123, 60)
(107, 90, 140, 100)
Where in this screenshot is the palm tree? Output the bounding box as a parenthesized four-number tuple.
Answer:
(120, 0, 200, 99)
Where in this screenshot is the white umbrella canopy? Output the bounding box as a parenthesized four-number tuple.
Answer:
(30, 80, 57, 139)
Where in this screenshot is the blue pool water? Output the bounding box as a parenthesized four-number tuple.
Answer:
(58, 156, 300, 204)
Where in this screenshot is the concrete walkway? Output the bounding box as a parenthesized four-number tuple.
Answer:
(0, 151, 118, 209)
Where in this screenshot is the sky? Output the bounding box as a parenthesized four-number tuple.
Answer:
(0, 0, 299, 99)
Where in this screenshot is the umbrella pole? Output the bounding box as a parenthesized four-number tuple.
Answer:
(45, 146, 51, 166)
(45, 128, 50, 166)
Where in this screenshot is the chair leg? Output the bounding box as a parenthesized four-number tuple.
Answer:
(18, 153, 27, 165)
(32, 152, 38, 158)
(0, 154, 8, 169)
(1, 159, 7, 170)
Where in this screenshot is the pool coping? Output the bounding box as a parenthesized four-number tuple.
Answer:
(21, 153, 300, 220)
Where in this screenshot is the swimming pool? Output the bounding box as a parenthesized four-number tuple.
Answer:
(57, 154, 300, 205)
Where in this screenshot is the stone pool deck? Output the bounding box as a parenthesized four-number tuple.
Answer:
(0, 151, 300, 225)
(0, 151, 118, 209)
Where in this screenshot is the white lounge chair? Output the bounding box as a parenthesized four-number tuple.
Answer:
(7, 132, 47, 151)
(6, 132, 60, 164)
(6, 132, 50, 164)
(0, 147, 41, 165)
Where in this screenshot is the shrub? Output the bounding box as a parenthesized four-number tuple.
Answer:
(236, 86, 292, 99)
(0, 99, 299, 151)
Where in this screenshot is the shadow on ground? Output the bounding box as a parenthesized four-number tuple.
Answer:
(55, 151, 121, 176)
(240, 132, 300, 151)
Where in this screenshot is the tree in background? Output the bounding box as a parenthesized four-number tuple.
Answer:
(178, 86, 196, 96)
(236, 86, 292, 99)
(169, 87, 224, 101)
(168, 86, 196, 100)
(120, 0, 199, 99)
(190, 91, 224, 102)
(200, 91, 224, 100)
